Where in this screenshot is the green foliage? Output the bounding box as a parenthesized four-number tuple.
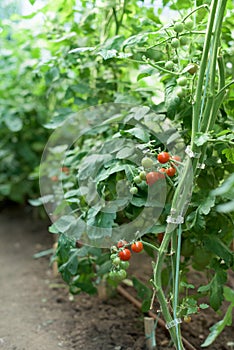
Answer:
(132, 277, 152, 312)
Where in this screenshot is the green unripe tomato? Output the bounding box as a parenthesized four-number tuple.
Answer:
(171, 38, 180, 49)
(185, 19, 193, 30)
(139, 171, 146, 180)
(179, 36, 189, 46)
(110, 253, 117, 260)
(130, 186, 138, 195)
(176, 87, 186, 98)
(112, 257, 121, 266)
(165, 60, 174, 70)
(173, 57, 179, 63)
(120, 261, 130, 270)
(133, 175, 142, 184)
(109, 270, 118, 280)
(173, 22, 184, 33)
(117, 269, 127, 280)
(177, 76, 187, 86)
(141, 157, 154, 169)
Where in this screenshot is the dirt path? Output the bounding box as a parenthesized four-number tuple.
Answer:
(0, 206, 73, 350)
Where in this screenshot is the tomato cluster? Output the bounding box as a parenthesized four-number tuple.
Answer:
(138, 152, 182, 188)
(128, 152, 182, 194)
(109, 240, 144, 281)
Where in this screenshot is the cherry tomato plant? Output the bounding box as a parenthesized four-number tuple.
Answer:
(1, 0, 234, 349)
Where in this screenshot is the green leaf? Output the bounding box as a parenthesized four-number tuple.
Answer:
(212, 173, 234, 196)
(164, 79, 181, 118)
(199, 195, 215, 215)
(210, 270, 227, 310)
(101, 35, 125, 50)
(97, 49, 117, 60)
(203, 235, 233, 267)
(141, 299, 152, 313)
(147, 224, 166, 234)
(4, 115, 23, 132)
(201, 304, 233, 347)
(78, 154, 112, 180)
(180, 281, 195, 289)
(127, 127, 150, 142)
(59, 249, 79, 283)
(116, 147, 134, 159)
(130, 106, 150, 121)
(194, 132, 210, 146)
(28, 194, 54, 206)
(96, 260, 112, 276)
(132, 277, 152, 299)
(29, 0, 37, 4)
(216, 200, 234, 213)
(198, 284, 211, 293)
(68, 47, 95, 54)
(64, 189, 80, 199)
(96, 162, 126, 182)
(222, 148, 234, 163)
(137, 68, 156, 81)
(50, 215, 77, 234)
(223, 286, 234, 304)
(122, 33, 149, 49)
(45, 67, 60, 84)
(44, 109, 75, 129)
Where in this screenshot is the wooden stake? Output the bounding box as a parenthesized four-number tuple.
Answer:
(117, 285, 196, 350)
(144, 317, 156, 350)
(97, 279, 108, 300)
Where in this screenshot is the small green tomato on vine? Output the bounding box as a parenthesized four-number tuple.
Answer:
(171, 38, 180, 49)
(184, 19, 193, 30)
(141, 157, 154, 169)
(130, 186, 138, 195)
(173, 22, 184, 33)
(177, 76, 187, 87)
(165, 60, 174, 70)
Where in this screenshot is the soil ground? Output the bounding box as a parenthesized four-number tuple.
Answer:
(0, 204, 233, 350)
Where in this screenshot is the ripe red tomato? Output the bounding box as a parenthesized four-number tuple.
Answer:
(166, 167, 176, 177)
(131, 241, 143, 253)
(146, 172, 159, 185)
(119, 248, 131, 261)
(117, 240, 128, 248)
(157, 152, 170, 164)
